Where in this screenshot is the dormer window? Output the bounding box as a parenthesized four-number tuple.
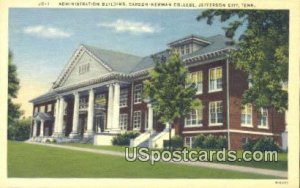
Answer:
(168, 34, 211, 56)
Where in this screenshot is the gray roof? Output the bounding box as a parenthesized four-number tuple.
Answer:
(130, 49, 171, 73)
(131, 34, 233, 73)
(182, 34, 233, 59)
(83, 45, 142, 74)
(33, 112, 54, 121)
(29, 91, 57, 103)
(168, 34, 211, 46)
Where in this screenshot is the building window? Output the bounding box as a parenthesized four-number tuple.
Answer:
(258, 108, 268, 129)
(188, 71, 203, 94)
(184, 137, 193, 148)
(209, 67, 222, 92)
(133, 111, 142, 130)
(185, 44, 190, 54)
(47, 104, 52, 112)
(134, 84, 142, 104)
(209, 101, 223, 126)
(119, 114, 128, 130)
(180, 46, 185, 55)
(79, 63, 90, 74)
(79, 98, 88, 110)
(241, 104, 253, 127)
(40, 106, 45, 113)
(185, 109, 203, 127)
(120, 89, 128, 107)
(95, 94, 106, 109)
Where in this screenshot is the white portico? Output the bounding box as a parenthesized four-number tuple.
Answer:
(30, 43, 158, 145)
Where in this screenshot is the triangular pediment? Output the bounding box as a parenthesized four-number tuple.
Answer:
(53, 46, 112, 88)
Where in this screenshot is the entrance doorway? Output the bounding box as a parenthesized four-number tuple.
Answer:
(95, 113, 106, 133)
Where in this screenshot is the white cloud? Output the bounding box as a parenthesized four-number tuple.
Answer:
(98, 19, 162, 34)
(23, 25, 72, 38)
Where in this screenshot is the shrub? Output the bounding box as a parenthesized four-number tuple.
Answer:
(215, 136, 227, 149)
(252, 137, 280, 152)
(192, 134, 206, 148)
(242, 137, 280, 152)
(192, 134, 227, 149)
(112, 131, 140, 146)
(203, 134, 218, 149)
(7, 117, 31, 141)
(163, 135, 183, 149)
(242, 138, 257, 151)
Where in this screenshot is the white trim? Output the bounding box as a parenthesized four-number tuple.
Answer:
(229, 129, 277, 136)
(257, 125, 269, 130)
(182, 129, 279, 136)
(184, 124, 203, 128)
(182, 130, 228, 134)
(208, 123, 223, 127)
(241, 124, 253, 128)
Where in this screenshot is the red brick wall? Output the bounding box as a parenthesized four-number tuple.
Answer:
(228, 63, 286, 134)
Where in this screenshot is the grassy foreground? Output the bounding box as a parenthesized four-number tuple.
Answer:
(7, 141, 280, 178)
(60, 142, 287, 171)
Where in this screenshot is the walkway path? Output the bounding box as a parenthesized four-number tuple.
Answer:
(27, 142, 287, 178)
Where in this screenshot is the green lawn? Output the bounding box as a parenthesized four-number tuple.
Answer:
(8, 141, 280, 178)
(59, 142, 287, 171)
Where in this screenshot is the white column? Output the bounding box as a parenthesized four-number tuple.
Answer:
(85, 89, 94, 137)
(33, 121, 38, 137)
(70, 92, 80, 138)
(112, 83, 120, 130)
(57, 97, 65, 136)
(53, 98, 60, 135)
(147, 104, 153, 131)
(106, 84, 114, 130)
(40, 120, 45, 137)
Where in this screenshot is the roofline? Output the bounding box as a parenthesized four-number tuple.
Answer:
(168, 34, 211, 46)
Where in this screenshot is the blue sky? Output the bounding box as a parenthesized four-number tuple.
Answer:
(9, 8, 242, 117)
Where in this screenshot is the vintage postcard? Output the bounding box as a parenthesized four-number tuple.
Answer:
(0, 0, 299, 187)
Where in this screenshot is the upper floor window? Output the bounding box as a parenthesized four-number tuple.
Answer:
(40, 106, 45, 113)
(180, 46, 185, 55)
(79, 98, 88, 110)
(134, 84, 142, 104)
(34, 107, 38, 113)
(95, 94, 106, 109)
(209, 101, 223, 126)
(120, 89, 128, 107)
(47, 104, 52, 112)
(133, 111, 142, 130)
(119, 113, 128, 130)
(188, 71, 203, 94)
(185, 109, 203, 127)
(241, 104, 252, 127)
(258, 108, 268, 129)
(209, 67, 222, 92)
(185, 44, 191, 54)
(79, 63, 90, 75)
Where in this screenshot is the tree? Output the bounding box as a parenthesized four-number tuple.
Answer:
(8, 117, 31, 141)
(197, 10, 288, 112)
(8, 51, 22, 126)
(144, 53, 202, 149)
